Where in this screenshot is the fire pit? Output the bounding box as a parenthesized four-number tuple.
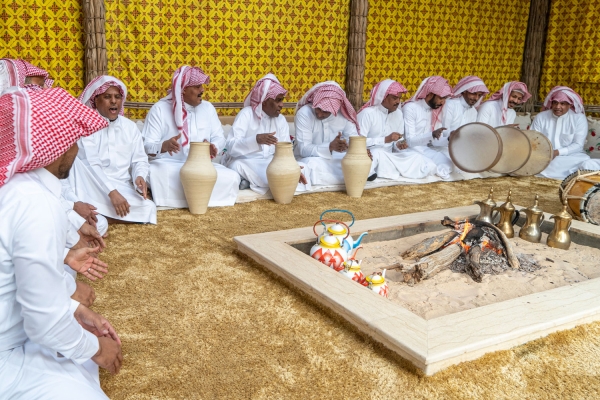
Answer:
(234, 205, 600, 375)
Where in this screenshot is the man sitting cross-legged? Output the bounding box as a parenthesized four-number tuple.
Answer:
(68, 75, 157, 224)
(142, 65, 240, 208)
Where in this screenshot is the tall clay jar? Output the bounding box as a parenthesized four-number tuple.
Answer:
(341, 136, 372, 198)
(266, 142, 301, 204)
(179, 142, 217, 214)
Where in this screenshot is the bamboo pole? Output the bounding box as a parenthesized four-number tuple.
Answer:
(520, 0, 552, 112)
(82, 0, 107, 85)
(345, 0, 369, 111)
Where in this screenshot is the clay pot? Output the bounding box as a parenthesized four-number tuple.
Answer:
(179, 142, 217, 214)
(341, 136, 372, 198)
(266, 142, 301, 204)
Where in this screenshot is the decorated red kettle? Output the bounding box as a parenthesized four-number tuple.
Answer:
(310, 219, 349, 271)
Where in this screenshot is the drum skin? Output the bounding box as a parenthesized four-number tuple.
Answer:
(581, 184, 600, 225)
(449, 122, 502, 173)
(489, 126, 531, 174)
(512, 130, 553, 176)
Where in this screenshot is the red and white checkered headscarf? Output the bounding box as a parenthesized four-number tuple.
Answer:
(161, 66, 210, 147)
(404, 76, 453, 130)
(359, 79, 407, 113)
(542, 86, 584, 114)
(243, 73, 288, 120)
(296, 81, 360, 134)
(0, 58, 54, 91)
(486, 81, 531, 124)
(451, 76, 489, 107)
(78, 75, 127, 116)
(0, 87, 108, 187)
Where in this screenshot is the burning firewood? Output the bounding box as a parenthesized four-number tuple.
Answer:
(401, 230, 459, 259)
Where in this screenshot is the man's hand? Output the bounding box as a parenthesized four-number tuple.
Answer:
(396, 141, 408, 150)
(509, 123, 521, 128)
(432, 128, 447, 140)
(135, 177, 148, 200)
(161, 133, 181, 155)
(256, 132, 278, 145)
(72, 281, 96, 308)
(74, 305, 122, 374)
(299, 166, 308, 185)
(203, 139, 218, 158)
(385, 132, 402, 144)
(108, 190, 130, 217)
(367, 149, 373, 161)
(65, 246, 108, 281)
(77, 222, 106, 251)
(93, 336, 123, 375)
(73, 202, 98, 227)
(329, 132, 348, 153)
(553, 149, 559, 159)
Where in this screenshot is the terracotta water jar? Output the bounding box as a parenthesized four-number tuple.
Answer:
(266, 142, 301, 204)
(341, 136, 372, 198)
(179, 142, 217, 214)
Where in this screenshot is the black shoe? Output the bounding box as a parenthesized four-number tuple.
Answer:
(239, 179, 250, 190)
(367, 173, 377, 182)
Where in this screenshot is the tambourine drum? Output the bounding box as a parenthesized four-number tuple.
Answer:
(581, 185, 600, 225)
(511, 130, 553, 176)
(489, 126, 531, 174)
(559, 170, 600, 220)
(448, 123, 502, 173)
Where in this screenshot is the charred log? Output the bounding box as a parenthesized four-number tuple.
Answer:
(465, 246, 483, 283)
(401, 230, 459, 259)
(394, 244, 462, 284)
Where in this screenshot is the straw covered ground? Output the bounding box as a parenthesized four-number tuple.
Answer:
(92, 176, 600, 399)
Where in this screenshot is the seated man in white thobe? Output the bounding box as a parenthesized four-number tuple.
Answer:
(402, 76, 455, 179)
(222, 73, 308, 194)
(293, 81, 359, 185)
(68, 76, 157, 224)
(0, 87, 122, 399)
(530, 86, 591, 179)
(477, 81, 530, 127)
(142, 66, 240, 207)
(0, 58, 54, 93)
(358, 79, 437, 180)
(442, 76, 489, 134)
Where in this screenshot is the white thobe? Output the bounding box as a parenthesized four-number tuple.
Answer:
(293, 105, 357, 186)
(402, 100, 454, 179)
(477, 99, 516, 127)
(223, 106, 309, 194)
(358, 105, 436, 179)
(442, 97, 478, 133)
(69, 115, 157, 223)
(60, 180, 109, 243)
(142, 100, 240, 207)
(531, 110, 591, 179)
(0, 168, 107, 399)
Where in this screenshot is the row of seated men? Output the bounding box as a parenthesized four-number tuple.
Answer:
(2, 58, 599, 234)
(0, 58, 599, 398)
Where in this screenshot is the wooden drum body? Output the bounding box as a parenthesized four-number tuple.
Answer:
(559, 170, 600, 224)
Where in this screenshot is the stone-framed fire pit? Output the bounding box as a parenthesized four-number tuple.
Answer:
(234, 205, 600, 375)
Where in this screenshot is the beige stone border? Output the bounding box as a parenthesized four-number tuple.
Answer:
(234, 205, 600, 375)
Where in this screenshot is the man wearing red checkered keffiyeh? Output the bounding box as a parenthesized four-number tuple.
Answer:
(477, 81, 531, 127)
(0, 87, 123, 400)
(442, 76, 489, 134)
(142, 66, 241, 208)
(223, 73, 309, 194)
(292, 81, 360, 186)
(357, 79, 438, 181)
(530, 86, 593, 179)
(0, 58, 54, 93)
(401, 76, 455, 180)
(67, 75, 157, 224)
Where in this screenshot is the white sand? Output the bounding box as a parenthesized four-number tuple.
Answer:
(358, 229, 600, 320)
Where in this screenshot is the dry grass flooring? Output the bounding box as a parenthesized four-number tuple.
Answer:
(92, 176, 600, 399)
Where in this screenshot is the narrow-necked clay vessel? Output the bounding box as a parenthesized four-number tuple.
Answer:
(180, 142, 217, 214)
(341, 136, 372, 198)
(266, 142, 301, 204)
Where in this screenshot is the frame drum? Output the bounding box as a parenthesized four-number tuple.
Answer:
(489, 126, 531, 173)
(448, 123, 502, 173)
(559, 170, 600, 218)
(581, 184, 600, 225)
(511, 130, 553, 176)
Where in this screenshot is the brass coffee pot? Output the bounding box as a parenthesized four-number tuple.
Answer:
(474, 187, 496, 224)
(519, 194, 545, 243)
(547, 201, 572, 250)
(494, 190, 520, 238)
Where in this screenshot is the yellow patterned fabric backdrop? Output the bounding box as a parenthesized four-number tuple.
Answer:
(364, 0, 530, 101)
(541, 0, 600, 105)
(0, 0, 85, 95)
(104, 0, 350, 118)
